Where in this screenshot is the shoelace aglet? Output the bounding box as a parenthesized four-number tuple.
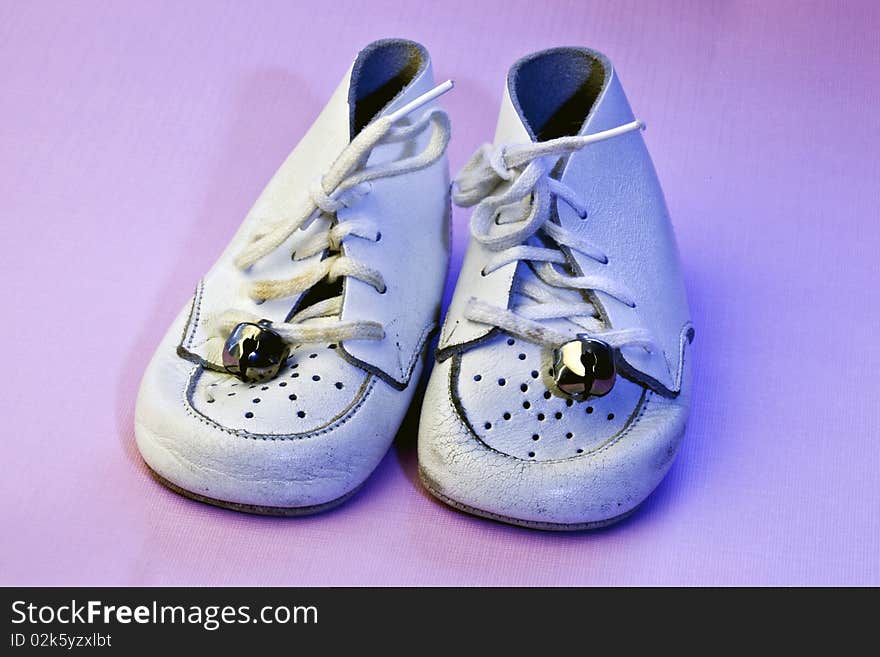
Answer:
(576, 119, 645, 146)
(387, 79, 454, 123)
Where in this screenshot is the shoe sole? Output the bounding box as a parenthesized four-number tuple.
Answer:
(146, 465, 362, 517)
(419, 466, 640, 531)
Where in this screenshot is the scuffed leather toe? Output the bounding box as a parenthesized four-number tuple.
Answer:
(135, 309, 417, 510)
(418, 356, 690, 528)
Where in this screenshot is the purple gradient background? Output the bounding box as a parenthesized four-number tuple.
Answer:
(2, 0, 878, 586)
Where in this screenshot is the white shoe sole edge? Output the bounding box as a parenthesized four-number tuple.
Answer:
(419, 465, 649, 532)
(146, 465, 364, 516)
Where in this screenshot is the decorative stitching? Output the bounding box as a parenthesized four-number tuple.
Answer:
(446, 353, 650, 464)
(337, 318, 437, 390)
(175, 280, 203, 354)
(178, 284, 435, 391)
(181, 365, 378, 442)
(184, 279, 205, 348)
(672, 321, 695, 392)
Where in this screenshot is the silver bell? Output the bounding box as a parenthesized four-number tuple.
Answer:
(222, 320, 290, 383)
(551, 336, 616, 401)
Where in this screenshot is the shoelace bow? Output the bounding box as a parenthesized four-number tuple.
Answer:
(453, 120, 656, 353)
(211, 82, 454, 347)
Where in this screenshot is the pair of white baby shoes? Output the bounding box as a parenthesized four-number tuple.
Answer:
(135, 39, 693, 530)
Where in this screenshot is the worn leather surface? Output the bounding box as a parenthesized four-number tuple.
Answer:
(8, 0, 879, 586)
(421, 48, 693, 525)
(438, 51, 692, 396)
(135, 41, 449, 507)
(179, 74, 352, 366)
(138, 309, 423, 507)
(455, 331, 646, 461)
(180, 51, 448, 390)
(418, 351, 690, 525)
(438, 82, 528, 353)
(337, 56, 449, 386)
(557, 60, 692, 395)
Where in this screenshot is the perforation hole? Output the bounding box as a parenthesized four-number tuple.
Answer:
(531, 434, 539, 441)
(456, 332, 643, 463)
(507, 338, 515, 346)
(586, 406, 594, 414)
(244, 412, 254, 419)
(196, 342, 366, 434)
(518, 353, 526, 360)
(607, 413, 615, 421)
(528, 451, 535, 458)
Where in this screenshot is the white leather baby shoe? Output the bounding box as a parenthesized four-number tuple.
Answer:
(418, 47, 693, 530)
(136, 39, 452, 514)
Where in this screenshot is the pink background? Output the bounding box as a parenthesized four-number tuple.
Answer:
(2, 0, 878, 585)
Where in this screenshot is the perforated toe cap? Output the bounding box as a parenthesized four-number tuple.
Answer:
(418, 349, 691, 527)
(454, 334, 646, 461)
(135, 308, 416, 508)
(189, 343, 368, 436)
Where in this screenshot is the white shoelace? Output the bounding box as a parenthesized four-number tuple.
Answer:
(211, 81, 454, 347)
(453, 120, 656, 353)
